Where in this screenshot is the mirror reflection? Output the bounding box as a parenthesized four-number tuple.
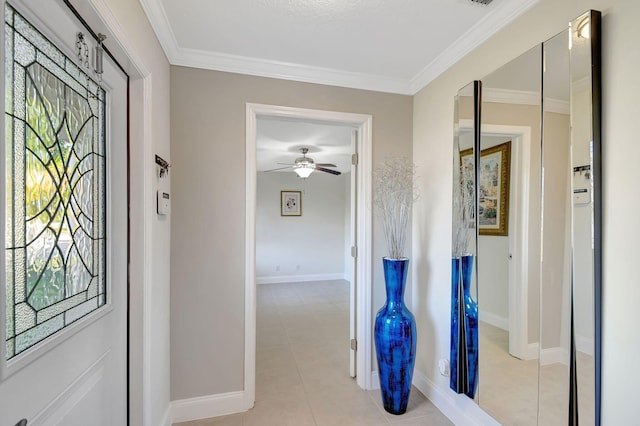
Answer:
(451, 9, 602, 426)
(477, 46, 542, 425)
(450, 81, 479, 400)
(539, 29, 572, 425)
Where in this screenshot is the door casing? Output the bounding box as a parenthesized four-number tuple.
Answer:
(245, 103, 374, 407)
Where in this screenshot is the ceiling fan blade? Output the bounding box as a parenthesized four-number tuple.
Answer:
(316, 166, 341, 176)
(315, 163, 337, 167)
(262, 166, 291, 172)
(276, 162, 294, 166)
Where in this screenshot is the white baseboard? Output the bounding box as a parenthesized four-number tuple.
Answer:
(478, 310, 508, 331)
(524, 342, 540, 360)
(160, 405, 171, 426)
(540, 347, 569, 366)
(412, 370, 500, 426)
(170, 391, 252, 423)
(576, 334, 594, 356)
(370, 370, 380, 390)
(256, 273, 346, 284)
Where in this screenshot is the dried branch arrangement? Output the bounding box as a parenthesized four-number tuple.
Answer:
(452, 159, 475, 257)
(374, 157, 418, 260)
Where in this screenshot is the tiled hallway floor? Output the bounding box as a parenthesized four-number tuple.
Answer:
(175, 280, 453, 426)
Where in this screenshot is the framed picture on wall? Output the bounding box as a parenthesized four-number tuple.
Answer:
(281, 190, 302, 216)
(460, 141, 511, 236)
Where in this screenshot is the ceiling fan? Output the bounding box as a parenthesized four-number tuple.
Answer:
(265, 147, 341, 178)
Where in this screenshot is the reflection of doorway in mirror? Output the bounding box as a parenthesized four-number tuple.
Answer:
(476, 124, 538, 426)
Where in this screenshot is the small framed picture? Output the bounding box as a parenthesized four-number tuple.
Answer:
(281, 191, 302, 216)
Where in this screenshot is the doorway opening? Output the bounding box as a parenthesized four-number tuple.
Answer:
(245, 104, 373, 406)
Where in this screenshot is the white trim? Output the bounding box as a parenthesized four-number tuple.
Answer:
(576, 334, 595, 356)
(483, 88, 570, 115)
(545, 98, 570, 115)
(245, 105, 258, 412)
(477, 124, 533, 361)
(174, 49, 413, 95)
(140, 0, 539, 95)
(540, 346, 569, 366)
(246, 103, 374, 398)
(256, 273, 346, 284)
(81, 1, 160, 424)
(484, 88, 540, 106)
(29, 352, 108, 426)
(160, 406, 171, 426)
(170, 391, 250, 424)
(459, 121, 533, 361)
(478, 310, 508, 331)
(409, 0, 539, 93)
(370, 370, 380, 390)
(141, 75, 155, 426)
(412, 371, 501, 426)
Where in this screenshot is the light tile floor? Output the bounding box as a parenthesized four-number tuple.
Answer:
(478, 322, 595, 425)
(175, 280, 453, 426)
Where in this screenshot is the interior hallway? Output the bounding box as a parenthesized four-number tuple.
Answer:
(175, 280, 452, 425)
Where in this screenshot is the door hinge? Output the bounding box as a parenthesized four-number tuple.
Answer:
(351, 246, 357, 258)
(350, 338, 357, 351)
(352, 153, 358, 166)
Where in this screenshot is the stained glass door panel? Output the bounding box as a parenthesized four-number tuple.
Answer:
(0, 1, 127, 424)
(5, 7, 106, 358)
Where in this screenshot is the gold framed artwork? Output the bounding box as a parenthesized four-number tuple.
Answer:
(460, 141, 511, 236)
(280, 190, 302, 216)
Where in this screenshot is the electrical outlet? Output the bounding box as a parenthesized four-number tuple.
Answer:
(438, 359, 450, 377)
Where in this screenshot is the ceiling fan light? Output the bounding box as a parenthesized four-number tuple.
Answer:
(293, 164, 315, 178)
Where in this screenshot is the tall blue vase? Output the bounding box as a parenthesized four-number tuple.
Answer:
(449, 254, 478, 398)
(374, 257, 416, 415)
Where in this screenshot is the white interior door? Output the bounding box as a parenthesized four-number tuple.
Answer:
(349, 129, 357, 378)
(0, 1, 128, 425)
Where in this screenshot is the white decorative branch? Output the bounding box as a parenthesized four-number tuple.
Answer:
(374, 157, 418, 260)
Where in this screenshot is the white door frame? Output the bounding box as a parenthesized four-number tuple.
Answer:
(482, 123, 536, 360)
(65, 0, 158, 423)
(245, 103, 374, 400)
(461, 119, 535, 360)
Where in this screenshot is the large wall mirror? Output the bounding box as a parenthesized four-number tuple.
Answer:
(451, 10, 601, 426)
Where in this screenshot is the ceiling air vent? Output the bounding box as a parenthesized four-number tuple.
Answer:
(469, 0, 494, 4)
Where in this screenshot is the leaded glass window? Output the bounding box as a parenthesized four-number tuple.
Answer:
(4, 5, 106, 360)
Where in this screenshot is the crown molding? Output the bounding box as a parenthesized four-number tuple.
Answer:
(171, 47, 414, 95)
(484, 87, 540, 105)
(138, 0, 181, 60)
(483, 87, 569, 114)
(409, 0, 539, 94)
(141, 0, 539, 95)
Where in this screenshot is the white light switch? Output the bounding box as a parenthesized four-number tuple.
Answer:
(157, 191, 170, 215)
(573, 187, 590, 205)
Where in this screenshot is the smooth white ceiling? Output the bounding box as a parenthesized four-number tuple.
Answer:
(140, 0, 539, 94)
(256, 116, 354, 175)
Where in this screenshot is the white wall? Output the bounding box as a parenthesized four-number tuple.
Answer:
(413, 0, 640, 424)
(256, 172, 348, 283)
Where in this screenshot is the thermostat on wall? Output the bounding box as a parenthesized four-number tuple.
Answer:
(157, 191, 170, 215)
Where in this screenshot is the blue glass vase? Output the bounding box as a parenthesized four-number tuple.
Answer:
(449, 254, 478, 398)
(374, 257, 416, 415)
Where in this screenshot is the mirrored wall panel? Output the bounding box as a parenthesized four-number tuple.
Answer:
(450, 81, 480, 399)
(450, 9, 602, 426)
(539, 28, 572, 425)
(478, 46, 542, 425)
